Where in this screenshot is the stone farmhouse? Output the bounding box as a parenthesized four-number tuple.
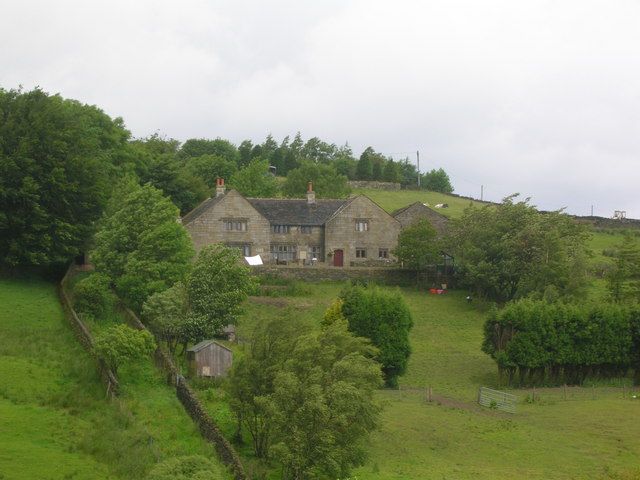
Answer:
(182, 179, 447, 267)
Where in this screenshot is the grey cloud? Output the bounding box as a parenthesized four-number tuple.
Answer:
(1, 0, 639, 216)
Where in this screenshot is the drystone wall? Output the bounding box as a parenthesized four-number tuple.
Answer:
(120, 305, 246, 480)
(348, 180, 401, 190)
(58, 265, 119, 398)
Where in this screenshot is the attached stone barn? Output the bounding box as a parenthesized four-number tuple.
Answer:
(187, 340, 233, 378)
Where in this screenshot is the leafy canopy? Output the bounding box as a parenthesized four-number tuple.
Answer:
(92, 181, 194, 311)
(227, 314, 382, 479)
(186, 244, 256, 338)
(93, 324, 156, 374)
(339, 284, 413, 387)
(229, 158, 279, 197)
(0, 87, 130, 267)
(282, 161, 350, 198)
(393, 219, 441, 272)
(606, 234, 640, 303)
(142, 245, 255, 353)
(422, 168, 453, 193)
(448, 195, 590, 302)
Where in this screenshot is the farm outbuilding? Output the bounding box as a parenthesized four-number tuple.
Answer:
(186, 340, 233, 378)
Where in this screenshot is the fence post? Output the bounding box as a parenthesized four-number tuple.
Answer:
(563, 384, 567, 400)
(623, 384, 626, 398)
(428, 385, 433, 403)
(532, 386, 536, 403)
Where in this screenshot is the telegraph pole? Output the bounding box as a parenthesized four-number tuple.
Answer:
(416, 150, 420, 188)
(481, 185, 484, 201)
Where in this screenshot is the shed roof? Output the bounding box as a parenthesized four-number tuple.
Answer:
(247, 198, 347, 226)
(187, 339, 233, 353)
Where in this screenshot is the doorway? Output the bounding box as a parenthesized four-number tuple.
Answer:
(333, 249, 344, 267)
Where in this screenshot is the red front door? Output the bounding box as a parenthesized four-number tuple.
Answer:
(333, 249, 344, 267)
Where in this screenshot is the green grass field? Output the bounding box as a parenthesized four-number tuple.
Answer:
(203, 280, 640, 480)
(0, 276, 228, 479)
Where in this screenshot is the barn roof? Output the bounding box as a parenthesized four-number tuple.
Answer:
(247, 198, 347, 226)
(188, 339, 232, 353)
(392, 201, 450, 221)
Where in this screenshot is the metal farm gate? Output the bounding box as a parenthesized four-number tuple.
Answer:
(478, 387, 517, 414)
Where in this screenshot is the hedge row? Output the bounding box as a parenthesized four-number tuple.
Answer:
(483, 300, 640, 385)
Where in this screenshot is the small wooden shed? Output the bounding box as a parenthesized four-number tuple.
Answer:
(187, 340, 233, 378)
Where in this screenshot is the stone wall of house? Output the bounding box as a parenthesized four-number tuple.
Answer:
(325, 196, 401, 266)
(348, 181, 401, 190)
(394, 203, 449, 237)
(184, 190, 271, 257)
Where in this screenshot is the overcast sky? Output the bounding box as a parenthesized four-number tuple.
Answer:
(2, 0, 640, 217)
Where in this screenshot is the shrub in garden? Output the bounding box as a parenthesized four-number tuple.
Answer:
(73, 273, 114, 318)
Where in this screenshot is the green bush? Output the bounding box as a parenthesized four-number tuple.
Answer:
(147, 455, 223, 479)
(73, 273, 114, 318)
(339, 284, 413, 388)
(93, 324, 156, 375)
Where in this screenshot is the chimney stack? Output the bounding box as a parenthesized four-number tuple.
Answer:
(307, 181, 316, 205)
(216, 178, 226, 197)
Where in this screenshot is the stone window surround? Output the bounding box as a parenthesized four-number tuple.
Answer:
(271, 224, 291, 234)
(222, 218, 248, 231)
(308, 245, 323, 260)
(378, 248, 389, 259)
(356, 247, 367, 258)
(226, 243, 252, 256)
(270, 243, 297, 261)
(355, 219, 369, 232)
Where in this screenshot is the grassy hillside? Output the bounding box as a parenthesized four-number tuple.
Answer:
(206, 280, 640, 480)
(0, 276, 227, 479)
(67, 272, 230, 478)
(0, 277, 131, 479)
(353, 188, 487, 217)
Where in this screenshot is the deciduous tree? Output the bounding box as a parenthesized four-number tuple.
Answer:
(0, 87, 130, 267)
(227, 314, 382, 479)
(186, 244, 256, 337)
(448, 195, 590, 302)
(393, 219, 441, 281)
(229, 158, 279, 197)
(339, 284, 413, 387)
(282, 161, 350, 198)
(422, 168, 453, 193)
(606, 234, 640, 303)
(92, 182, 194, 310)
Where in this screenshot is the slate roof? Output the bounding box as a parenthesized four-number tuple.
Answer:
(247, 198, 347, 226)
(181, 195, 224, 225)
(187, 339, 232, 353)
